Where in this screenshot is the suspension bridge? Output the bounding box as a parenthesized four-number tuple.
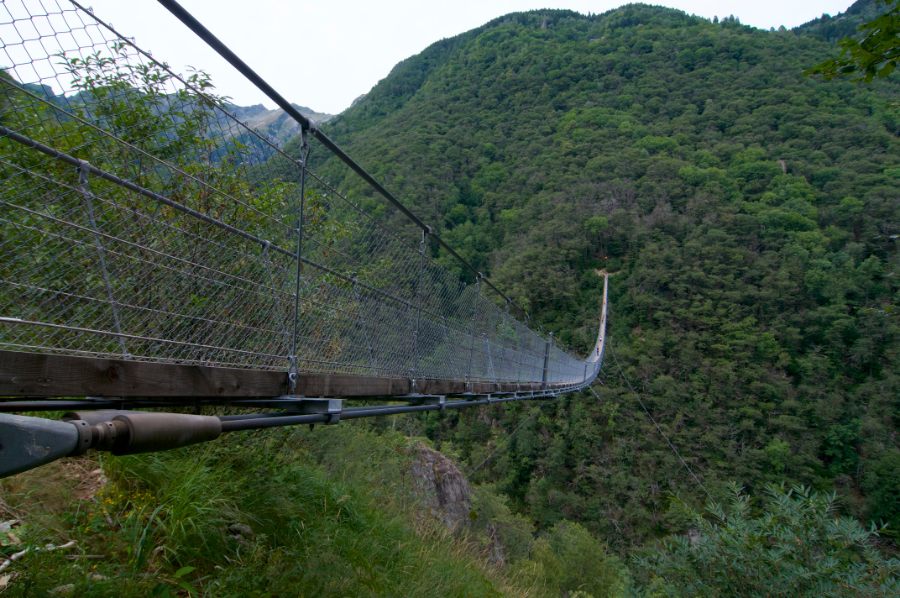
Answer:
(0, 0, 608, 477)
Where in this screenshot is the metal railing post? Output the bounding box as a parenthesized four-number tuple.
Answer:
(411, 228, 428, 389)
(288, 129, 310, 394)
(465, 274, 482, 391)
(77, 161, 128, 357)
(541, 332, 552, 390)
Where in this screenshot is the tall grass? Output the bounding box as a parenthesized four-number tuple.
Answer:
(1, 423, 502, 596)
(2, 421, 631, 596)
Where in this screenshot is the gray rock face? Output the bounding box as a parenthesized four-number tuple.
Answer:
(409, 442, 473, 533)
(226, 103, 334, 146)
(408, 442, 508, 565)
(227, 522, 254, 542)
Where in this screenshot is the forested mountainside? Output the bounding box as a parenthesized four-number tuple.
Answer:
(308, 0, 898, 555)
(3, 1, 897, 595)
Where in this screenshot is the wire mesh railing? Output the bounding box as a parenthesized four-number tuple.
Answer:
(0, 0, 600, 393)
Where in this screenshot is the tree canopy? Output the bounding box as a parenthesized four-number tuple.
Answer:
(317, 0, 899, 566)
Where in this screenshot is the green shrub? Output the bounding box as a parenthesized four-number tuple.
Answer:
(634, 484, 900, 597)
(514, 520, 631, 597)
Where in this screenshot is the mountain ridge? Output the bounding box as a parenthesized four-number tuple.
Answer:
(227, 101, 333, 146)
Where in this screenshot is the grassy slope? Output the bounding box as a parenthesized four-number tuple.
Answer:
(2, 421, 629, 596)
(1, 425, 507, 596)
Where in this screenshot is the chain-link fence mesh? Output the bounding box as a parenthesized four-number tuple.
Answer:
(0, 0, 600, 391)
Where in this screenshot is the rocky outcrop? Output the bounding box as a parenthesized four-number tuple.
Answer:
(409, 442, 473, 533)
(409, 442, 509, 565)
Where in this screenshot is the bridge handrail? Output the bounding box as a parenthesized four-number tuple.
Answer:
(0, 0, 604, 395)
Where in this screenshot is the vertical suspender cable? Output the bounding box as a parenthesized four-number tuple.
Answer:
(288, 134, 310, 393)
(77, 161, 128, 357)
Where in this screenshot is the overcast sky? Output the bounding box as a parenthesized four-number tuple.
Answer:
(79, 1, 853, 114)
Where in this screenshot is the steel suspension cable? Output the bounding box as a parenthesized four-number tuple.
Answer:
(155, 0, 529, 320)
(608, 341, 712, 500)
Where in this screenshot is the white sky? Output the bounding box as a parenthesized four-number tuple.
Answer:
(79, 1, 853, 114)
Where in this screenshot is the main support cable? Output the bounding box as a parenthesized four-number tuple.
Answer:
(155, 0, 527, 319)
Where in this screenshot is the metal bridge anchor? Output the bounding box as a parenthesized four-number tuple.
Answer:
(281, 397, 343, 424)
(0, 411, 222, 478)
(405, 395, 446, 409)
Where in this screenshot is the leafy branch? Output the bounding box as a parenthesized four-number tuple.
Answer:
(806, 0, 899, 81)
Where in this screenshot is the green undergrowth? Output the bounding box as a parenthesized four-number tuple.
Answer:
(1, 425, 503, 596)
(0, 422, 630, 597)
(3, 420, 893, 596)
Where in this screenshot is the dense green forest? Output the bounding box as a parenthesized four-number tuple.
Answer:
(2, 1, 897, 595)
(313, 0, 899, 591)
(315, 0, 898, 549)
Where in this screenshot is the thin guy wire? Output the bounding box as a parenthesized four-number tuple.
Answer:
(608, 341, 712, 500)
(76, 162, 128, 356)
(469, 405, 543, 474)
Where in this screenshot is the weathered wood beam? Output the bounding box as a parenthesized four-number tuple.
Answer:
(0, 350, 563, 399)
